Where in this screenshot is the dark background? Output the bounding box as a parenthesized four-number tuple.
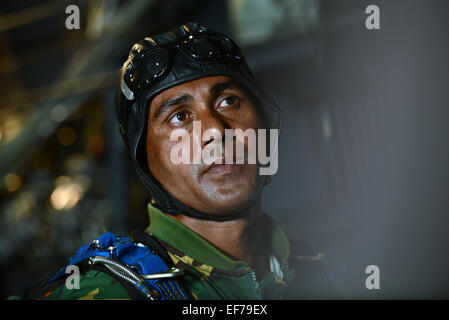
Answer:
(1, 0, 448, 299)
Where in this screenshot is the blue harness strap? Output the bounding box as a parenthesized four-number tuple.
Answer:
(46, 232, 189, 300)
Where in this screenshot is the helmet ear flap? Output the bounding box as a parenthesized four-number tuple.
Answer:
(126, 96, 177, 215)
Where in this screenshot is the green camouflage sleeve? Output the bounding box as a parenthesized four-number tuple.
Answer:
(41, 270, 131, 300)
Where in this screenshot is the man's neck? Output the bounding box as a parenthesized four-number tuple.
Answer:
(166, 200, 269, 278)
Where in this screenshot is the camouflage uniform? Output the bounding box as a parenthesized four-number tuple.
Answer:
(38, 204, 344, 300)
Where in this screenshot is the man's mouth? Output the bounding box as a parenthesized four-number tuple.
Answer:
(203, 154, 246, 175)
(204, 163, 239, 175)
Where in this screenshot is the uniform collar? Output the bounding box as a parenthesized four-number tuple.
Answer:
(145, 203, 290, 271)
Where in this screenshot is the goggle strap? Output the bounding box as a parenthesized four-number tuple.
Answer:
(144, 37, 158, 47)
(121, 77, 134, 100)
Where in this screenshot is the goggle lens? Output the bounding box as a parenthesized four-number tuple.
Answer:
(126, 47, 169, 91)
(123, 32, 241, 101)
(182, 35, 235, 61)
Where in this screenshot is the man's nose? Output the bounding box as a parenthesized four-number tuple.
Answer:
(198, 110, 230, 148)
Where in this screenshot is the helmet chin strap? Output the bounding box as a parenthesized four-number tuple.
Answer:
(165, 176, 270, 222)
(140, 167, 270, 223)
(166, 195, 252, 222)
(156, 175, 273, 222)
(135, 159, 255, 222)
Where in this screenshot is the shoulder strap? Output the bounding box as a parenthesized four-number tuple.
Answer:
(130, 230, 193, 300)
(130, 230, 174, 267)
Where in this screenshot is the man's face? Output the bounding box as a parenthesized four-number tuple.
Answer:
(146, 75, 265, 217)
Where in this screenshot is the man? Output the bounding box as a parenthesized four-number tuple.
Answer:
(28, 23, 340, 300)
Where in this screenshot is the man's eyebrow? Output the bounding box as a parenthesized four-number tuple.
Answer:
(210, 80, 245, 97)
(152, 94, 193, 119)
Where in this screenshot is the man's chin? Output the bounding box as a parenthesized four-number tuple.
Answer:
(196, 189, 262, 217)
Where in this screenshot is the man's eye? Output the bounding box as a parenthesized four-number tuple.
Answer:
(219, 96, 239, 108)
(169, 111, 188, 124)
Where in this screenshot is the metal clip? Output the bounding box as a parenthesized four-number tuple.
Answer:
(141, 267, 184, 280)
